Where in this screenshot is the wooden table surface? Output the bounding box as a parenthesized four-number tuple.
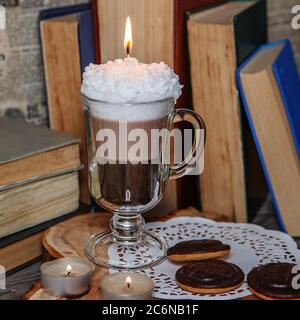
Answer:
(3, 199, 300, 301)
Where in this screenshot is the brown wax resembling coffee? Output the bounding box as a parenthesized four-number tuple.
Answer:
(91, 115, 168, 207)
(247, 263, 300, 300)
(167, 240, 231, 262)
(176, 260, 244, 294)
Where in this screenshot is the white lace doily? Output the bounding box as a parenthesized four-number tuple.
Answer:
(109, 217, 300, 300)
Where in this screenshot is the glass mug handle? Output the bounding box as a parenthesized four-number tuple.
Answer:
(169, 108, 206, 180)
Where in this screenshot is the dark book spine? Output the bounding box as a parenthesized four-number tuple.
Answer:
(78, 10, 96, 74)
(234, 0, 268, 220)
(176, 0, 224, 210)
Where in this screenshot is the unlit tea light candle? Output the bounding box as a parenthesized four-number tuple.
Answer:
(101, 272, 154, 300)
(41, 257, 93, 298)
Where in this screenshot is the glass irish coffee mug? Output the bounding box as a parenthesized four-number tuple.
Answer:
(82, 96, 206, 270)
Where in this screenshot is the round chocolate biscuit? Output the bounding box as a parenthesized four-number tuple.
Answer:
(176, 260, 244, 294)
(167, 240, 231, 262)
(247, 263, 300, 300)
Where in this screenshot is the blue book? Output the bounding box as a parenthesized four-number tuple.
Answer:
(40, 4, 96, 75)
(238, 39, 300, 158)
(236, 39, 300, 235)
(272, 39, 300, 158)
(39, 3, 91, 20)
(78, 10, 96, 74)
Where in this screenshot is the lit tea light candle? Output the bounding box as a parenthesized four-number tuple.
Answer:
(41, 258, 93, 298)
(126, 276, 131, 289)
(66, 264, 73, 277)
(101, 272, 154, 300)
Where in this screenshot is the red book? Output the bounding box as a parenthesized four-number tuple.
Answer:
(92, 0, 101, 64)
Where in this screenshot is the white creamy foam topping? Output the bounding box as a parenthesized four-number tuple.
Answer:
(81, 57, 182, 103)
(81, 58, 182, 121)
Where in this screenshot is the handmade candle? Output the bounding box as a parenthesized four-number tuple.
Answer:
(81, 17, 182, 105)
(101, 272, 154, 300)
(80, 16, 205, 271)
(41, 257, 93, 298)
(80, 16, 181, 270)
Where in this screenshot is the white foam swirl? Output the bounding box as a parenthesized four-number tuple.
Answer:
(81, 57, 183, 103)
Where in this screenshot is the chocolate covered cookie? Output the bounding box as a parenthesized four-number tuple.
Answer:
(167, 240, 231, 262)
(176, 260, 244, 294)
(247, 263, 300, 300)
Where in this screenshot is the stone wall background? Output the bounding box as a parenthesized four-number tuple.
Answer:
(0, 0, 299, 125)
(268, 0, 300, 70)
(0, 0, 88, 125)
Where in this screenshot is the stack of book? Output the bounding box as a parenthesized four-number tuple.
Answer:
(38, 1, 300, 237)
(187, 0, 300, 235)
(0, 118, 83, 271)
(39, 0, 223, 215)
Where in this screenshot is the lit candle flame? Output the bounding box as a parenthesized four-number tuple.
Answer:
(124, 16, 133, 57)
(66, 264, 73, 277)
(126, 276, 132, 289)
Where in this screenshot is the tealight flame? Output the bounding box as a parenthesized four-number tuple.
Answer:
(124, 16, 133, 57)
(126, 276, 132, 289)
(66, 264, 73, 277)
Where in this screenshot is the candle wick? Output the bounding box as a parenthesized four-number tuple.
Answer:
(66, 269, 72, 277)
(126, 43, 130, 58)
(127, 282, 130, 289)
(65, 264, 73, 277)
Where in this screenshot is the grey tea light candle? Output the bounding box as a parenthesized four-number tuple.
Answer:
(41, 257, 93, 298)
(101, 272, 154, 300)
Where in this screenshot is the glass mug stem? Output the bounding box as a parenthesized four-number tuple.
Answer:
(110, 212, 145, 243)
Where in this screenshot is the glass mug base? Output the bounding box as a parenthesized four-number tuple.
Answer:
(85, 231, 167, 270)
